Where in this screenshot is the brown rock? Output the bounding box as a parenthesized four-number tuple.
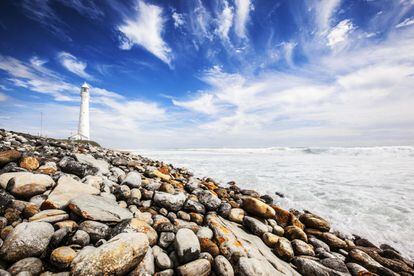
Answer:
(228, 208, 244, 224)
(271, 205, 291, 227)
(0, 150, 21, 166)
(29, 209, 69, 223)
(291, 239, 315, 256)
(50, 246, 77, 268)
(176, 259, 211, 276)
(189, 212, 204, 225)
(200, 238, 220, 257)
(19, 156, 39, 171)
(242, 197, 275, 219)
(274, 237, 294, 262)
(262, 232, 280, 247)
(55, 220, 78, 231)
(299, 213, 331, 232)
(111, 218, 158, 246)
(159, 183, 175, 194)
(349, 248, 397, 276)
(22, 203, 40, 218)
(284, 226, 307, 242)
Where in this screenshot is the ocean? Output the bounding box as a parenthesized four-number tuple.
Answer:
(136, 146, 414, 259)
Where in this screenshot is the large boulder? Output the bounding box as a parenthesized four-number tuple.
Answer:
(42, 175, 99, 209)
(68, 195, 132, 222)
(153, 191, 186, 211)
(70, 233, 149, 276)
(206, 214, 299, 275)
(0, 221, 54, 262)
(175, 228, 200, 264)
(0, 172, 32, 189)
(242, 197, 275, 219)
(75, 153, 110, 175)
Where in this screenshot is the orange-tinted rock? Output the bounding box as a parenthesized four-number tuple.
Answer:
(241, 197, 275, 219)
(271, 205, 291, 227)
(0, 150, 21, 166)
(200, 238, 220, 257)
(19, 156, 39, 171)
(299, 213, 331, 232)
(284, 226, 307, 242)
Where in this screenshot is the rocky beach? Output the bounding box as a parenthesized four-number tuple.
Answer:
(0, 129, 413, 276)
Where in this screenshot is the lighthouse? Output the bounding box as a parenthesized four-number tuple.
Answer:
(77, 82, 90, 140)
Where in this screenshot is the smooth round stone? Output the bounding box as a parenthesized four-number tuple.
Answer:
(291, 239, 315, 256)
(70, 230, 90, 247)
(155, 269, 174, 276)
(177, 211, 191, 222)
(197, 190, 221, 211)
(197, 227, 213, 240)
(7, 257, 43, 275)
(121, 171, 142, 188)
(50, 246, 77, 268)
(175, 228, 200, 264)
(228, 208, 244, 224)
(262, 232, 280, 247)
(284, 226, 307, 242)
(176, 259, 211, 276)
(243, 216, 268, 236)
(214, 255, 234, 276)
(274, 237, 294, 262)
(159, 232, 175, 249)
(155, 252, 173, 270)
(79, 221, 109, 242)
(200, 238, 220, 257)
(50, 227, 71, 248)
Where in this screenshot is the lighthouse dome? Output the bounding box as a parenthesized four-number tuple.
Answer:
(81, 82, 90, 89)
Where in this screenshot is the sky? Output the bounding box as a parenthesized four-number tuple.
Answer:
(0, 0, 414, 149)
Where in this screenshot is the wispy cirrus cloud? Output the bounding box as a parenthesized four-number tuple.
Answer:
(58, 52, 94, 80)
(234, 0, 253, 39)
(117, 0, 172, 66)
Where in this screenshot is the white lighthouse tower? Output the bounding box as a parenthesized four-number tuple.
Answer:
(76, 82, 90, 140)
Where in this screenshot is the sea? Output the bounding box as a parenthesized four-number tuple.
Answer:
(135, 146, 414, 260)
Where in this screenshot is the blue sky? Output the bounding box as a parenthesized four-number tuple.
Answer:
(0, 0, 414, 148)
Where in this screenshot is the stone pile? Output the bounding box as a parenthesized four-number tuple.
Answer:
(0, 129, 413, 276)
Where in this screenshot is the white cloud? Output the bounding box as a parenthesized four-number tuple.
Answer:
(118, 0, 172, 66)
(58, 52, 94, 80)
(327, 19, 354, 48)
(173, 93, 219, 115)
(216, 0, 234, 41)
(315, 0, 341, 31)
(396, 17, 414, 28)
(30, 56, 48, 67)
(234, 0, 252, 38)
(172, 11, 184, 28)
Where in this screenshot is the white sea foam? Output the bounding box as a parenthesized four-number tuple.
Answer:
(135, 146, 414, 259)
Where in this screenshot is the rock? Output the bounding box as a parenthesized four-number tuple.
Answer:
(156, 252, 173, 270)
(130, 246, 155, 275)
(42, 175, 99, 209)
(176, 259, 211, 276)
(262, 232, 280, 247)
(19, 156, 39, 170)
(243, 216, 268, 236)
(28, 209, 68, 223)
(22, 202, 40, 218)
(175, 228, 200, 264)
(242, 197, 275, 219)
(271, 205, 291, 227)
(348, 248, 396, 276)
(121, 171, 142, 188)
(153, 191, 186, 211)
(291, 239, 315, 256)
(183, 199, 206, 214)
(0, 172, 31, 189)
(299, 213, 331, 232)
(197, 190, 221, 211)
(54, 220, 78, 231)
(189, 213, 204, 225)
(111, 218, 158, 246)
(79, 220, 109, 242)
(152, 170, 171, 182)
(37, 162, 57, 174)
(319, 258, 349, 273)
(58, 156, 97, 178)
(7, 257, 43, 275)
(200, 238, 220, 257)
(308, 236, 330, 252)
(70, 233, 149, 276)
(0, 221, 54, 262)
(159, 232, 175, 249)
(235, 257, 279, 276)
(49, 227, 71, 248)
(197, 227, 214, 240)
(75, 153, 110, 175)
(228, 208, 244, 224)
(0, 189, 13, 214)
(68, 194, 132, 222)
(0, 150, 21, 166)
(113, 185, 131, 200)
(214, 255, 234, 276)
(284, 226, 307, 242)
(206, 214, 299, 275)
(6, 172, 54, 199)
(274, 237, 294, 262)
(346, 262, 369, 276)
(159, 183, 175, 194)
(319, 232, 347, 250)
(50, 246, 77, 268)
(70, 230, 90, 247)
(177, 210, 191, 221)
(292, 256, 339, 276)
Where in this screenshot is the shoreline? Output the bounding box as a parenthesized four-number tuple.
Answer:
(0, 129, 413, 275)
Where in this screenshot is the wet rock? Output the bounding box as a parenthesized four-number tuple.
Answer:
(285, 226, 307, 242)
(243, 216, 268, 236)
(153, 191, 186, 211)
(197, 190, 221, 211)
(292, 256, 337, 276)
(29, 209, 68, 223)
(70, 230, 90, 247)
(42, 175, 99, 209)
(274, 237, 294, 262)
(68, 194, 132, 222)
(70, 233, 149, 276)
(0, 221, 54, 262)
(7, 257, 43, 275)
(319, 232, 347, 250)
(200, 238, 220, 257)
(156, 252, 173, 270)
(130, 247, 155, 276)
(79, 220, 109, 242)
(0, 150, 21, 167)
(242, 197, 275, 219)
(50, 246, 77, 268)
(6, 173, 54, 199)
(110, 218, 157, 246)
(291, 239, 315, 256)
(183, 199, 206, 214)
(121, 171, 142, 188)
(228, 208, 244, 224)
(214, 255, 234, 276)
(271, 205, 291, 227)
(308, 236, 330, 252)
(175, 228, 200, 264)
(348, 248, 396, 276)
(176, 259, 211, 276)
(299, 213, 331, 232)
(262, 232, 280, 247)
(319, 258, 349, 273)
(346, 262, 369, 275)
